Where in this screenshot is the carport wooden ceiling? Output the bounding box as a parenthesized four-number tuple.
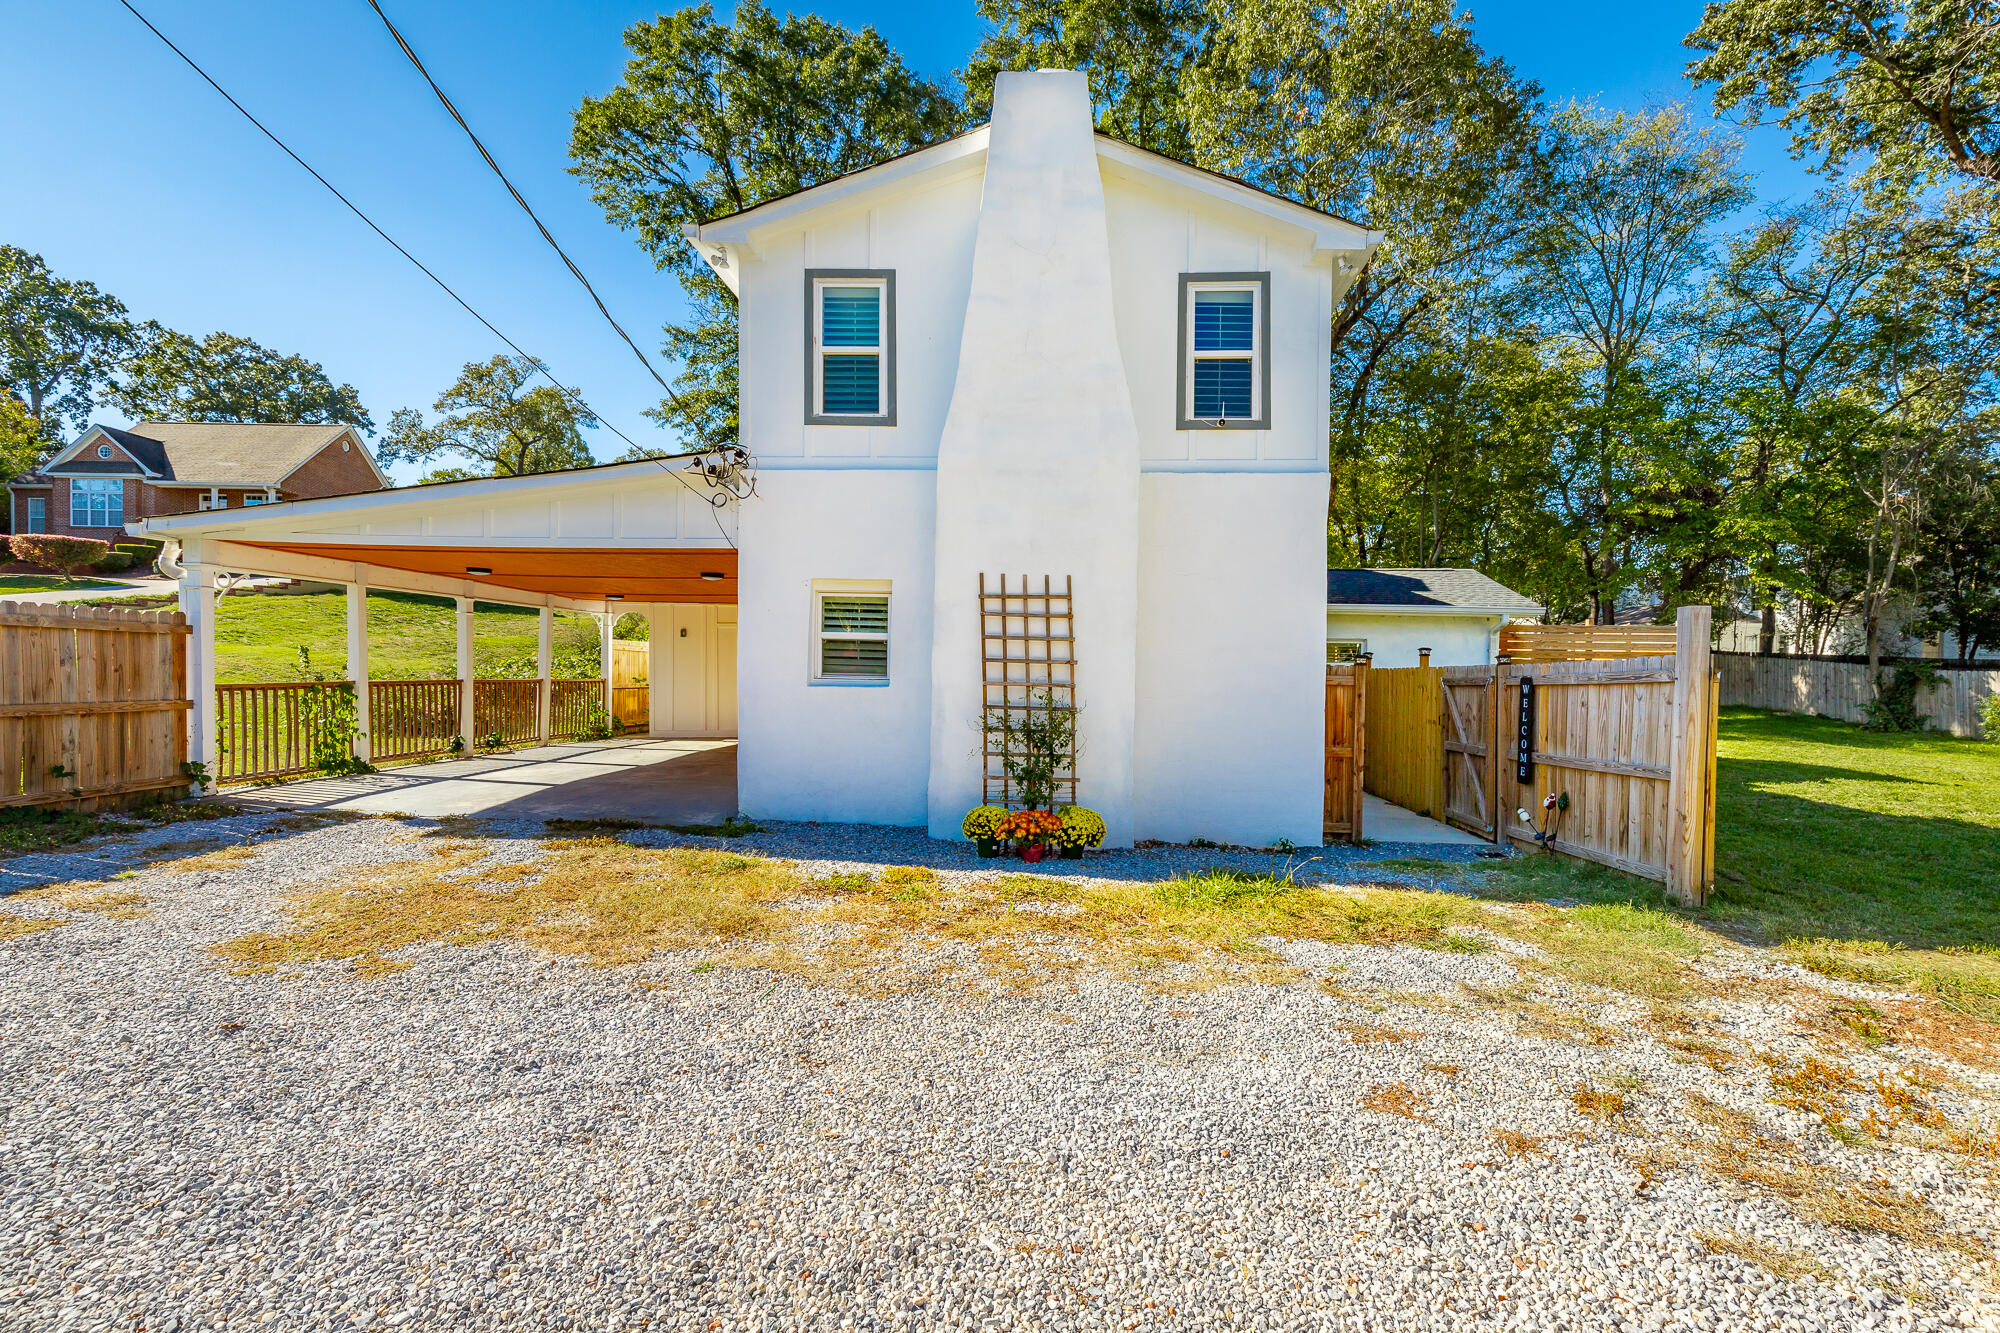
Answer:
(236, 543, 737, 603)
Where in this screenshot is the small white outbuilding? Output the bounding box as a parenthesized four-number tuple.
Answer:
(1325, 568, 1542, 669)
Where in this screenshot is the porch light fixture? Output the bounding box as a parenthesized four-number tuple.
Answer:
(700, 571, 725, 581)
(464, 566, 492, 576)
(606, 594, 625, 600)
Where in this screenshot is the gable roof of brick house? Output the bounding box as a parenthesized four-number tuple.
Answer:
(27, 420, 386, 490)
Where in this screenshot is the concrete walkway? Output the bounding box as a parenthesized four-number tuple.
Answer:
(1362, 794, 1490, 846)
(223, 738, 738, 825)
(0, 577, 172, 604)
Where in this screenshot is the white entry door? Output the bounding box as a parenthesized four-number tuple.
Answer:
(646, 604, 739, 737)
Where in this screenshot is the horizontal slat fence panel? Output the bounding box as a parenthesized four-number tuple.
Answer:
(548, 679, 603, 740)
(474, 679, 541, 748)
(1717, 653, 1998, 737)
(0, 601, 190, 811)
(215, 681, 352, 784)
(1500, 623, 1678, 663)
(611, 686, 649, 731)
(369, 679, 460, 763)
(1364, 666, 1443, 818)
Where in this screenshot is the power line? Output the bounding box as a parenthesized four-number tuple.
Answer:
(359, 0, 689, 416)
(110, 0, 649, 455)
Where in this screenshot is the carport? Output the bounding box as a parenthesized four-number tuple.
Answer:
(128, 453, 745, 796)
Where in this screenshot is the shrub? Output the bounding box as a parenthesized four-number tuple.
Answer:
(1862, 663, 1939, 733)
(0, 534, 10, 563)
(1980, 693, 2000, 742)
(12, 534, 110, 582)
(93, 551, 137, 574)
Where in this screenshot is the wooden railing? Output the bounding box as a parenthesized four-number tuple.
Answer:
(1499, 623, 1679, 663)
(473, 679, 540, 748)
(369, 679, 461, 762)
(0, 601, 190, 811)
(548, 678, 604, 740)
(216, 681, 350, 784)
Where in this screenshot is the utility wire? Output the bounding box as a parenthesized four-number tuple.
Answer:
(359, 0, 689, 415)
(111, 0, 650, 455)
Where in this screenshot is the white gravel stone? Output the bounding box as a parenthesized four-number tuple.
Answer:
(0, 811, 1993, 1332)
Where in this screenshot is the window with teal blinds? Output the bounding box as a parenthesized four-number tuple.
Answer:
(1191, 288, 1255, 420)
(819, 284, 882, 416)
(817, 593, 889, 679)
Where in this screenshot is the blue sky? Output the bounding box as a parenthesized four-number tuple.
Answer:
(1, 1, 1817, 483)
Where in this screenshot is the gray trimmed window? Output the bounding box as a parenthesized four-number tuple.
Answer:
(1177, 272, 1271, 430)
(805, 269, 896, 425)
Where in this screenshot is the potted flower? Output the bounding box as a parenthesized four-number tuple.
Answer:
(961, 805, 1008, 857)
(1052, 806, 1106, 859)
(998, 809, 1062, 862)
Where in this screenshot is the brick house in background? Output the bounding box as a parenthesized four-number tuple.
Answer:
(6, 420, 387, 542)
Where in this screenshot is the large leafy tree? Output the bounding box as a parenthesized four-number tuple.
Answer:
(568, 2, 964, 450)
(0, 393, 45, 483)
(380, 355, 596, 483)
(1687, 0, 2000, 189)
(0, 245, 135, 438)
(110, 327, 372, 430)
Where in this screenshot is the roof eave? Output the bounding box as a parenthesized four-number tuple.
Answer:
(1326, 602, 1543, 617)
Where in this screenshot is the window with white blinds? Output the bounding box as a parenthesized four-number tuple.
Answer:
(806, 270, 896, 425)
(1178, 272, 1270, 430)
(69, 477, 123, 528)
(814, 589, 890, 682)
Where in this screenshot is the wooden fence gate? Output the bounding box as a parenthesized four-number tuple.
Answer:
(0, 601, 190, 811)
(1323, 660, 1367, 843)
(1441, 668, 1501, 839)
(610, 639, 649, 731)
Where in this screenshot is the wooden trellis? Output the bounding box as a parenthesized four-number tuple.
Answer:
(979, 574, 1077, 809)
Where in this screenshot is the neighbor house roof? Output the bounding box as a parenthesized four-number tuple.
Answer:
(45, 421, 384, 490)
(1327, 568, 1541, 616)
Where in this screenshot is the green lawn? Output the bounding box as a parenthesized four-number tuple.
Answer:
(0, 573, 129, 595)
(207, 589, 603, 683)
(1439, 708, 2000, 1018)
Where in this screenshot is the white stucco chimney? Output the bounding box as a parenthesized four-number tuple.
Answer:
(926, 69, 1142, 844)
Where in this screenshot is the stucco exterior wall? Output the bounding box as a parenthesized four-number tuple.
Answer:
(734, 469, 937, 825)
(1325, 611, 1502, 669)
(1137, 473, 1329, 845)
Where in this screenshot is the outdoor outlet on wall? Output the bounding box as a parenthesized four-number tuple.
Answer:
(680, 627, 688, 637)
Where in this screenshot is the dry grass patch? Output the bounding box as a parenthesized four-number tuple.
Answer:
(1462, 983, 1622, 1046)
(1574, 1085, 1627, 1122)
(1696, 1229, 1834, 1283)
(1362, 1081, 1433, 1123)
(21, 882, 150, 920)
(1494, 902, 1710, 1001)
(1491, 1128, 1550, 1159)
(153, 843, 260, 875)
(1788, 938, 2000, 1025)
(0, 912, 62, 941)
(1338, 1021, 1423, 1044)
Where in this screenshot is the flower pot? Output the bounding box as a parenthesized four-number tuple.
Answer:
(975, 837, 998, 859)
(1018, 843, 1046, 864)
(1059, 846, 1083, 860)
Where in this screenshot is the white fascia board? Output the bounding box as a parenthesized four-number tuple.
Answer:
(686, 129, 991, 256)
(45, 425, 165, 478)
(1326, 604, 1542, 619)
(128, 456, 717, 539)
(1093, 138, 1385, 259)
(193, 538, 595, 612)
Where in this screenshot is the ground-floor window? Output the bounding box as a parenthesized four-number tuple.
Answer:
(1327, 639, 1367, 665)
(69, 478, 123, 528)
(24, 496, 46, 532)
(813, 581, 890, 682)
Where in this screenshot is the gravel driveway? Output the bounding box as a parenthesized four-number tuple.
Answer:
(2, 812, 1994, 1332)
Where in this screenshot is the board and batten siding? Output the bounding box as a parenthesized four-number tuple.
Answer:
(1717, 653, 1998, 737)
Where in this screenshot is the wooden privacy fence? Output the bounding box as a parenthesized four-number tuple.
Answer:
(1500, 623, 1678, 663)
(369, 679, 460, 763)
(1718, 653, 1998, 738)
(473, 679, 541, 748)
(1364, 666, 1443, 819)
(1355, 609, 1719, 902)
(215, 681, 349, 784)
(1323, 660, 1367, 843)
(0, 601, 190, 811)
(611, 639, 649, 731)
(548, 678, 604, 740)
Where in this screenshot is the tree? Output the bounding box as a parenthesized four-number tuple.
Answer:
(0, 246, 135, 437)
(12, 534, 109, 584)
(568, 1, 964, 449)
(0, 393, 46, 483)
(1687, 0, 2000, 189)
(1909, 444, 2000, 659)
(965, 0, 1209, 156)
(380, 355, 596, 482)
(1517, 104, 1752, 621)
(111, 327, 371, 430)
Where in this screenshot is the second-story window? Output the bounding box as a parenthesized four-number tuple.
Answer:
(1178, 272, 1271, 430)
(806, 269, 896, 425)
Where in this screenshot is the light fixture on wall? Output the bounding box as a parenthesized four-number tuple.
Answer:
(465, 566, 492, 576)
(606, 594, 625, 601)
(700, 571, 725, 581)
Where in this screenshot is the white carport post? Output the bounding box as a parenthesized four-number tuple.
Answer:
(535, 606, 554, 743)
(178, 544, 219, 794)
(346, 580, 371, 762)
(455, 596, 476, 747)
(598, 611, 616, 718)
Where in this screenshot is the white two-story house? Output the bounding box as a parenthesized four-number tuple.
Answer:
(133, 69, 1380, 848)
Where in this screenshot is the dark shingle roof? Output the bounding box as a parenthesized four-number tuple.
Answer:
(1327, 568, 1540, 614)
(50, 422, 368, 487)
